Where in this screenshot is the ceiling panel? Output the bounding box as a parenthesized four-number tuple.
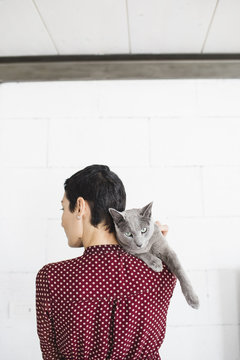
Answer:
(0, 0, 239, 60)
(127, 0, 217, 53)
(0, 0, 56, 56)
(34, 0, 129, 54)
(204, 0, 240, 52)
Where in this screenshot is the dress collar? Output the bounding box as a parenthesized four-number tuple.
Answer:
(83, 243, 123, 255)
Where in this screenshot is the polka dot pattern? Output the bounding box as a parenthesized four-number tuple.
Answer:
(35, 244, 177, 360)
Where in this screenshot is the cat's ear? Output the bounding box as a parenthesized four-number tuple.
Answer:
(139, 201, 153, 218)
(108, 208, 125, 225)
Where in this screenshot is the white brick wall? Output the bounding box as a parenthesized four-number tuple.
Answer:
(0, 79, 239, 360)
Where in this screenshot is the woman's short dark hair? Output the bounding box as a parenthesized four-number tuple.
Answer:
(64, 164, 126, 234)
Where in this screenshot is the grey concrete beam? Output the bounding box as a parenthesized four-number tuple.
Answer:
(0, 54, 240, 83)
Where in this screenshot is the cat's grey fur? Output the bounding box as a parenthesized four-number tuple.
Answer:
(108, 201, 199, 309)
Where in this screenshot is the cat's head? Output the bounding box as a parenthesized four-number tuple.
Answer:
(108, 201, 155, 254)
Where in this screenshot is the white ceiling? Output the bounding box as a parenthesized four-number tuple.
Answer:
(0, 0, 239, 57)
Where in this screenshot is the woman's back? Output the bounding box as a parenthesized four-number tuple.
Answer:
(36, 244, 176, 360)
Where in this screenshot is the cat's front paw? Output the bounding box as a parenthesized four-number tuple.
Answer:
(149, 258, 163, 273)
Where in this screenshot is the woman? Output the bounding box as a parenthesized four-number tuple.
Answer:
(35, 164, 176, 360)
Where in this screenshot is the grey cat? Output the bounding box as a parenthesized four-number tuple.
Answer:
(108, 201, 200, 309)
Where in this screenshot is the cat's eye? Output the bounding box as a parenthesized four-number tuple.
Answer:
(124, 232, 132, 237)
(141, 227, 147, 233)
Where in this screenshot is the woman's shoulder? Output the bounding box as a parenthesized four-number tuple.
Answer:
(36, 256, 82, 277)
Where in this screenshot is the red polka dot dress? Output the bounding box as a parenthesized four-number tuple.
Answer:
(35, 244, 177, 360)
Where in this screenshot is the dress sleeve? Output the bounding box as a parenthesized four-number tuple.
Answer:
(35, 264, 60, 360)
(161, 261, 177, 300)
